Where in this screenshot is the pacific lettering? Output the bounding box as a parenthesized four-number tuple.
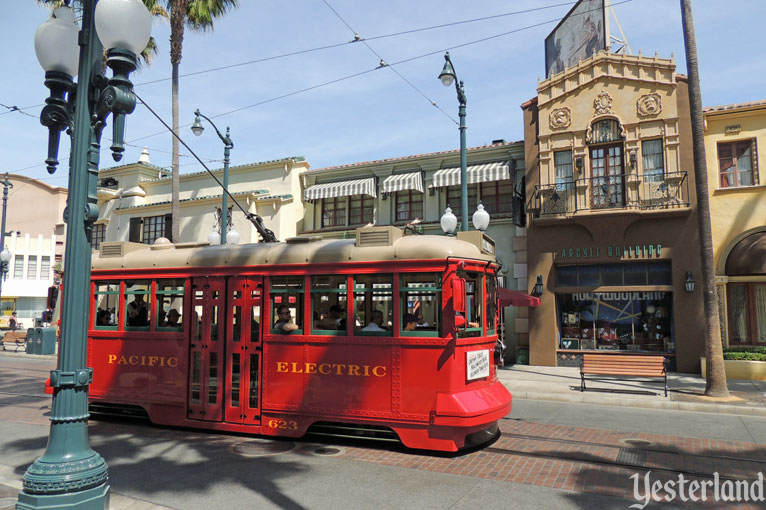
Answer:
(107, 354, 178, 367)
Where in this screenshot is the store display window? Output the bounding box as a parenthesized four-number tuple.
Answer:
(557, 291, 674, 352)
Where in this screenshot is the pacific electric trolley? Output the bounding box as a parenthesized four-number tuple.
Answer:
(81, 226, 510, 452)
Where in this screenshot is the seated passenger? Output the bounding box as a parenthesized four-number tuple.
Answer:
(362, 310, 385, 331)
(164, 308, 181, 327)
(316, 305, 344, 330)
(403, 313, 418, 331)
(274, 305, 298, 333)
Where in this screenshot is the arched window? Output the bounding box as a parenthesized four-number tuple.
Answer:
(590, 119, 622, 144)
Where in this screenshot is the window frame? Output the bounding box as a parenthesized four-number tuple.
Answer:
(309, 275, 348, 336)
(718, 139, 757, 188)
(321, 196, 347, 228)
(353, 274, 393, 337)
(141, 215, 169, 245)
(394, 189, 424, 223)
(155, 279, 185, 332)
(349, 195, 374, 226)
(93, 281, 120, 331)
(480, 179, 514, 215)
(13, 255, 23, 279)
(124, 280, 152, 332)
(399, 273, 441, 337)
(269, 276, 305, 335)
(641, 138, 665, 182)
(446, 184, 478, 220)
(27, 255, 37, 280)
(727, 282, 766, 346)
(93, 224, 106, 250)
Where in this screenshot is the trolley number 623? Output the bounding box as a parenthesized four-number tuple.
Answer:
(267, 419, 298, 430)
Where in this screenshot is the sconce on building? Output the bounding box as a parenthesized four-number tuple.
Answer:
(381, 192, 388, 201)
(575, 156, 583, 174)
(532, 274, 544, 297)
(629, 149, 637, 168)
(685, 271, 695, 293)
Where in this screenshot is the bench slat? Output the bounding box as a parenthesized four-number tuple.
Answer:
(581, 353, 668, 396)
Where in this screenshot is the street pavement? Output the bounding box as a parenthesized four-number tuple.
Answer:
(1, 351, 764, 509)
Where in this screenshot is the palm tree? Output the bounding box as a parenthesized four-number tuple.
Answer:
(680, 0, 729, 398)
(166, 0, 238, 242)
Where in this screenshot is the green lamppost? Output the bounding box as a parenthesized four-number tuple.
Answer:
(0, 174, 14, 299)
(191, 110, 238, 245)
(19, 1, 151, 508)
(438, 52, 469, 231)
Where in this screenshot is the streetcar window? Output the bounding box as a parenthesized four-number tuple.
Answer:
(487, 275, 497, 334)
(125, 280, 151, 330)
(156, 279, 184, 332)
(458, 272, 483, 337)
(400, 273, 441, 337)
(270, 276, 303, 334)
(94, 282, 119, 330)
(354, 274, 392, 336)
(310, 275, 348, 335)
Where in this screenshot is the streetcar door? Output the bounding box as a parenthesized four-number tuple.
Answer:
(188, 277, 226, 422)
(224, 276, 263, 425)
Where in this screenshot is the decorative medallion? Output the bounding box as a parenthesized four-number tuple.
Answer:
(593, 91, 613, 115)
(637, 93, 662, 117)
(549, 107, 572, 130)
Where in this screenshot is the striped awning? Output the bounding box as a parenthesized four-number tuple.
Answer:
(304, 178, 376, 201)
(381, 172, 423, 194)
(431, 161, 511, 188)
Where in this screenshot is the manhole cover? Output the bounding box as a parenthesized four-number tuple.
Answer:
(231, 440, 295, 457)
(313, 447, 343, 456)
(620, 439, 653, 447)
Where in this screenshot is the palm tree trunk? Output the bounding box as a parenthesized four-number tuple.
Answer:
(680, 0, 729, 397)
(170, 0, 188, 243)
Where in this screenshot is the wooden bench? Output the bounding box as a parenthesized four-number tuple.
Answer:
(1, 331, 28, 352)
(581, 354, 668, 397)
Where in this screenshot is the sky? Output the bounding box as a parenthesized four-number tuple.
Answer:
(2, 0, 765, 190)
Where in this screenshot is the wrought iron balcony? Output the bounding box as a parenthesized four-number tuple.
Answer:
(532, 171, 690, 217)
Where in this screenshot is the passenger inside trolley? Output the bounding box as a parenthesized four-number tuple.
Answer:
(361, 310, 385, 331)
(403, 313, 418, 331)
(164, 309, 181, 327)
(273, 305, 298, 332)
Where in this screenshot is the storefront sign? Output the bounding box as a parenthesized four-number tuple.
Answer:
(571, 292, 667, 301)
(559, 244, 662, 260)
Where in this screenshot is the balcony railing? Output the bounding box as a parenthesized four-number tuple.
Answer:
(532, 171, 690, 217)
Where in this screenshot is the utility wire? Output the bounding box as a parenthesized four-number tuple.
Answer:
(0, 103, 37, 118)
(321, 0, 457, 124)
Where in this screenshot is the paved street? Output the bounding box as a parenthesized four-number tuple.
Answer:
(1, 355, 765, 509)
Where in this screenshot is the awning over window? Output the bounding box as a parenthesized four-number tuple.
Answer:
(498, 287, 540, 307)
(381, 172, 423, 194)
(725, 231, 766, 276)
(304, 177, 376, 201)
(431, 160, 511, 188)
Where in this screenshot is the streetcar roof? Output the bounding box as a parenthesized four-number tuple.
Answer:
(92, 231, 495, 271)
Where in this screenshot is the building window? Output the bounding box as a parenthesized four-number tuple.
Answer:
(13, 255, 23, 279)
(728, 283, 766, 345)
(446, 185, 477, 220)
(554, 150, 574, 187)
(555, 262, 672, 287)
(642, 139, 664, 182)
(27, 256, 37, 280)
(718, 140, 755, 188)
(591, 119, 622, 144)
(322, 197, 346, 228)
(480, 179, 514, 215)
(395, 190, 423, 222)
(40, 256, 50, 280)
(590, 144, 625, 208)
(142, 215, 169, 245)
(349, 195, 374, 226)
(93, 224, 106, 249)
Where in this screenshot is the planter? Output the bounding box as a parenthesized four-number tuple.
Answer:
(701, 357, 766, 381)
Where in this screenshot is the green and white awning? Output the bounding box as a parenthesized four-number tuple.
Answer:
(381, 172, 423, 194)
(431, 161, 511, 188)
(304, 177, 377, 200)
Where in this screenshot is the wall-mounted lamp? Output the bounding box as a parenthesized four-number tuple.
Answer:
(685, 271, 694, 293)
(629, 149, 637, 168)
(381, 192, 388, 201)
(429, 187, 435, 196)
(532, 274, 544, 297)
(575, 156, 583, 174)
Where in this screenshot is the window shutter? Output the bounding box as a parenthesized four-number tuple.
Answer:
(164, 214, 173, 242)
(129, 218, 142, 243)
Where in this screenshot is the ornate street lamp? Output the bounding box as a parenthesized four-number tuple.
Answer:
(0, 174, 14, 302)
(472, 202, 490, 232)
(21, 1, 151, 508)
(438, 51, 468, 231)
(440, 206, 457, 235)
(192, 109, 237, 244)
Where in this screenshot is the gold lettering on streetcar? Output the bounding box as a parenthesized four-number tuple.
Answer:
(275, 361, 386, 377)
(107, 354, 178, 367)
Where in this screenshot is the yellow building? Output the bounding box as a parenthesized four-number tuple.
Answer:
(704, 100, 766, 347)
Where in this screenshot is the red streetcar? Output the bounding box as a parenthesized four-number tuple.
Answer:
(82, 226, 510, 452)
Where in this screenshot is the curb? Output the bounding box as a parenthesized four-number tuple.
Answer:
(509, 390, 766, 417)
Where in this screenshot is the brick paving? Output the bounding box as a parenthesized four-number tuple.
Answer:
(338, 418, 766, 509)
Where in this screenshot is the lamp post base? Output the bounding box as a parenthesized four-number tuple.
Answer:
(17, 482, 110, 510)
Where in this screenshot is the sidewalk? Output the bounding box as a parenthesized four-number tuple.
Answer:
(497, 364, 766, 416)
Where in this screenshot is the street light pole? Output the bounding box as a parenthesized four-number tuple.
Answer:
(21, 1, 151, 508)
(0, 174, 14, 300)
(192, 110, 235, 244)
(439, 52, 469, 231)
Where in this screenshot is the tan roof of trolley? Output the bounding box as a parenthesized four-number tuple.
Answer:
(93, 226, 496, 271)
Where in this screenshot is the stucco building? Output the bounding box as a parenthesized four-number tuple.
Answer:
(522, 51, 705, 372)
(704, 100, 766, 347)
(0, 174, 67, 327)
(96, 149, 308, 247)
